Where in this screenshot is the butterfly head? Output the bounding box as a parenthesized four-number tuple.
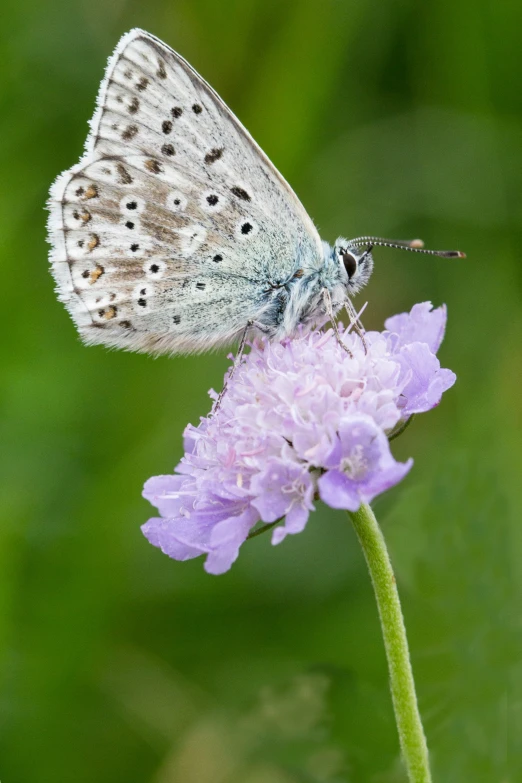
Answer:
(333, 238, 374, 295)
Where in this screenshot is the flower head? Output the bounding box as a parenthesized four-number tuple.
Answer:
(142, 303, 455, 574)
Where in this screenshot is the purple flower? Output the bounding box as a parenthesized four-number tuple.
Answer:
(142, 302, 455, 574)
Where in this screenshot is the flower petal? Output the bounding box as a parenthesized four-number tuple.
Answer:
(271, 499, 313, 545)
(385, 302, 447, 354)
(142, 475, 189, 518)
(397, 343, 456, 415)
(205, 507, 259, 574)
(141, 517, 207, 561)
(251, 459, 313, 524)
(318, 470, 361, 510)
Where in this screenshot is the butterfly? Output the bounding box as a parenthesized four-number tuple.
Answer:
(47, 29, 463, 357)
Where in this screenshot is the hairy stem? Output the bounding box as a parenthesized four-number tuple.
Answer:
(348, 503, 432, 783)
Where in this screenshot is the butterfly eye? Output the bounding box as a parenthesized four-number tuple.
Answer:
(341, 251, 358, 279)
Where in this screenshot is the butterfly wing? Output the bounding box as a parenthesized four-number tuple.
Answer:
(47, 28, 323, 354)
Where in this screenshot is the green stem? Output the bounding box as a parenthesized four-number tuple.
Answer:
(388, 414, 415, 442)
(348, 503, 432, 783)
(246, 519, 280, 540)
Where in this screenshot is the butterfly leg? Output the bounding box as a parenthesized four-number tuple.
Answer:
(345, 297, 368, 353)
(212, 320, 254, 414)
(322, 289, 353, 357)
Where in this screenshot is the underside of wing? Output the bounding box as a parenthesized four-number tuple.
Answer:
(47, 29, 323, 354)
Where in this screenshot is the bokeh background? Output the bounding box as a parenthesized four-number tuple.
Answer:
(1, 1, 521, 781)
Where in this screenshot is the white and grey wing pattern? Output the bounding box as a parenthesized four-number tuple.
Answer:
(47, 28, 323, 354)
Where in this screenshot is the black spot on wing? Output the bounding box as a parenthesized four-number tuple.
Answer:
(231, 186, 251, 201)
(204, 147, 224, 164)
(145, 159, 162, 174)
(122, 125, 138, 141)
(117, 163, 133, 184)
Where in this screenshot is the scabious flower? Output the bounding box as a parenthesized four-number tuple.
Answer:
(142, 302, 455, 574)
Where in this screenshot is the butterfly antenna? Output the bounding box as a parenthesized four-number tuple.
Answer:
(350, 236, 466, 259)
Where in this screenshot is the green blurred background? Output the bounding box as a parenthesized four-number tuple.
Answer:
(1, 0, 521, 781)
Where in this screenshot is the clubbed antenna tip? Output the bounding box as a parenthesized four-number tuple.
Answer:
(350, 235, 466, 259)
(439, 249, 466, 259)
